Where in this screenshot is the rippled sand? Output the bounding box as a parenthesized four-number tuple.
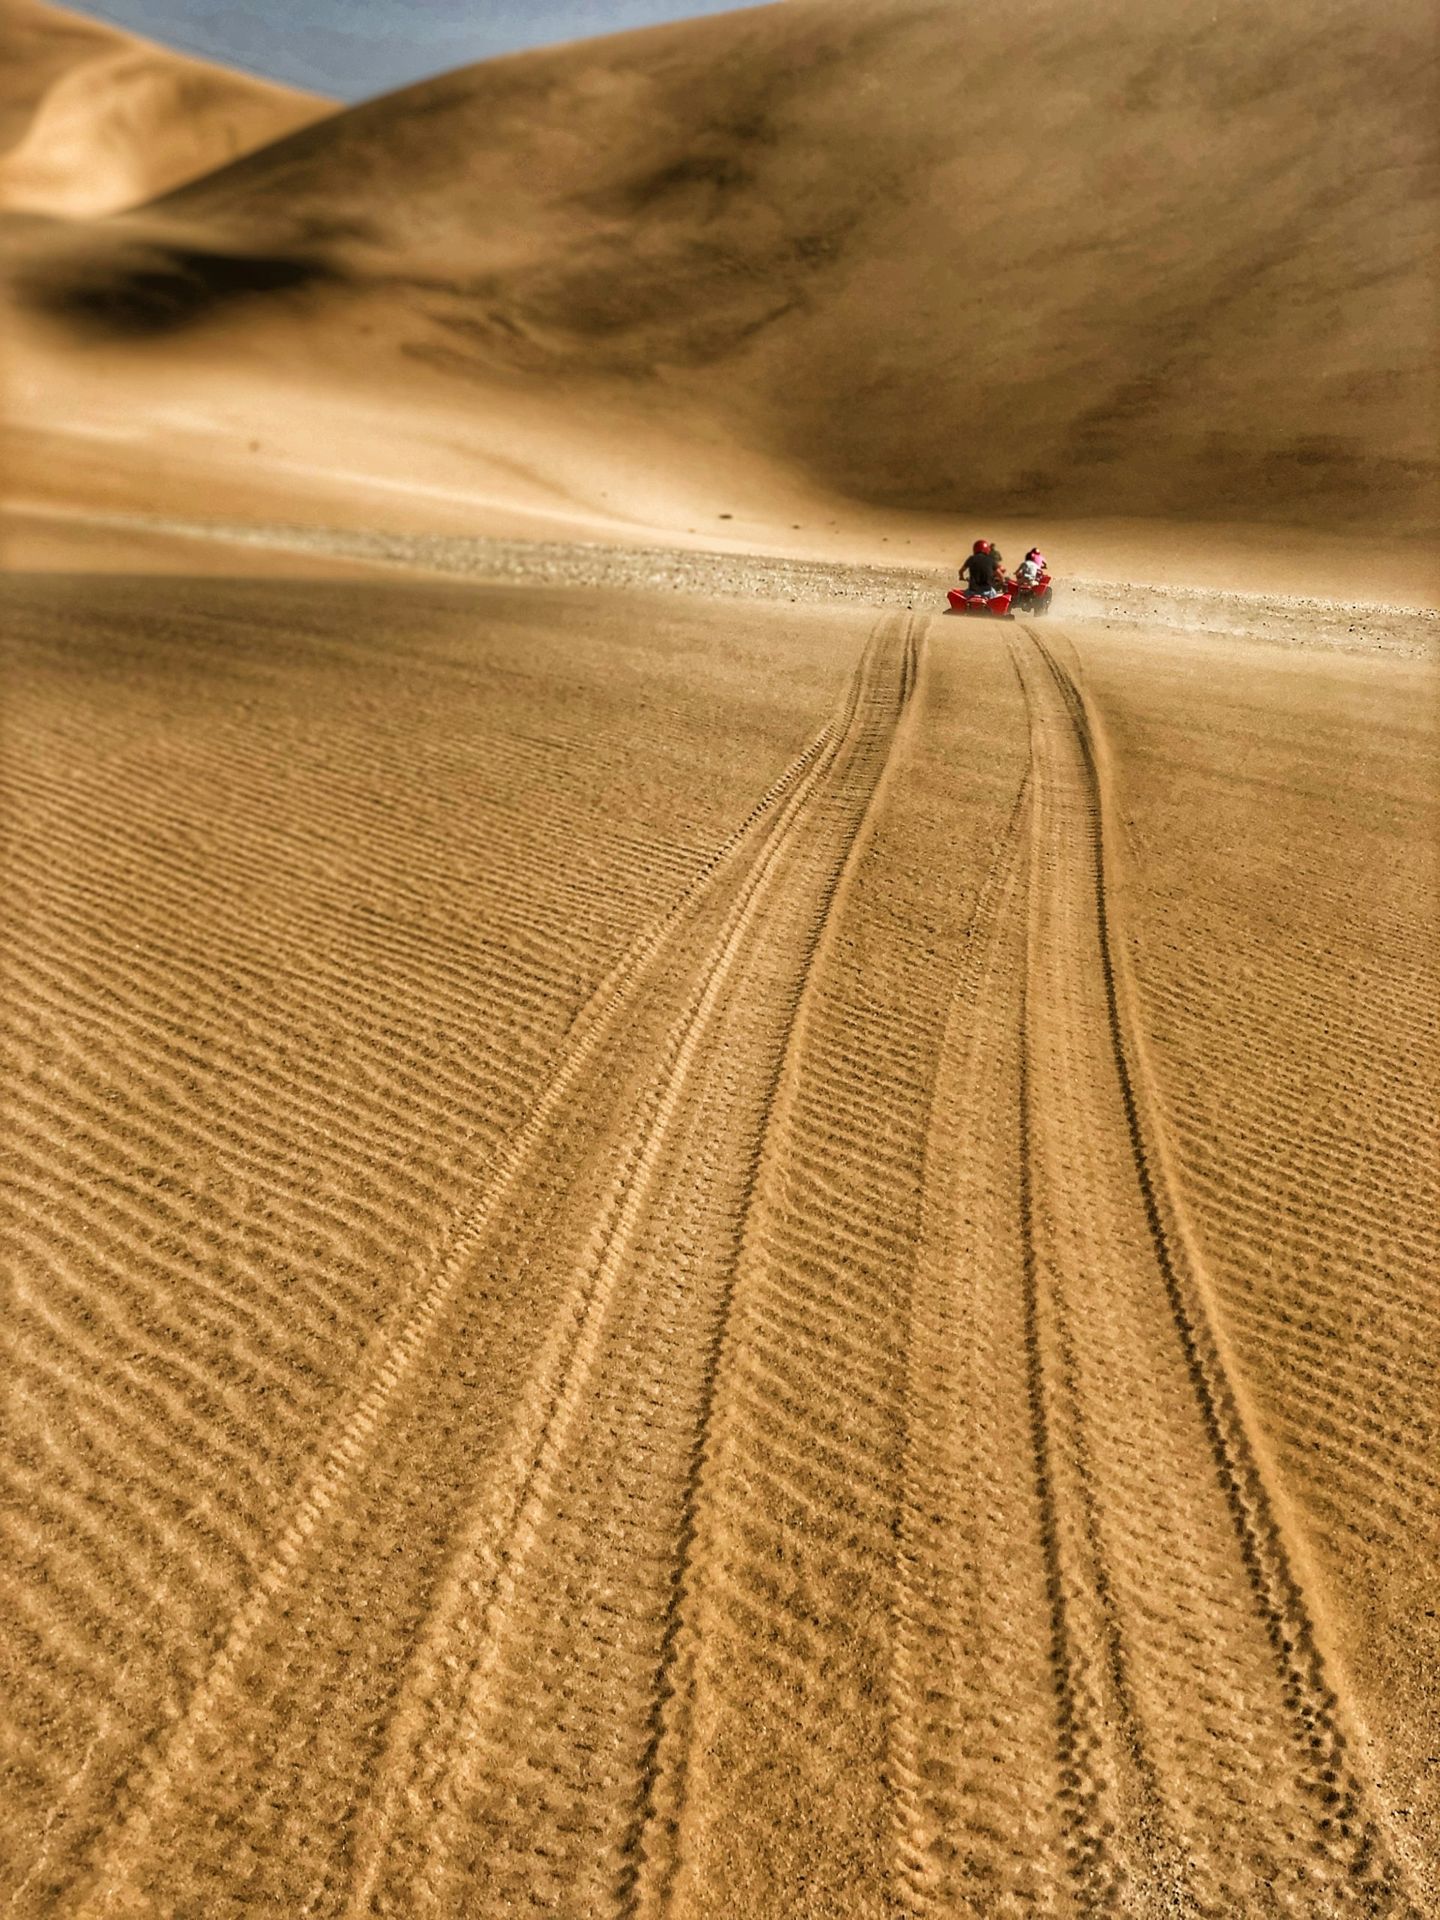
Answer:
(3, 560, 1434, 1916)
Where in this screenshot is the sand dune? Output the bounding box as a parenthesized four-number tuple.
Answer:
(0, 0, 121, 150)
(0, 0, 331, 218)
(2, 1, 1436, 1911)
(2, 571, 1434, 1914)
(3, 0, 1436, 564)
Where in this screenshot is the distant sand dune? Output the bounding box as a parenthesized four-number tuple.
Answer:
(5, 0, 1435, 547)
(0, 0, 331, 217)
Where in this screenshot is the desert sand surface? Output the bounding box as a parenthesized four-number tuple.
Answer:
(2, 557, 1437, 1918)
(3, 0, 1439, 1911)
(0, 0, 332, 219)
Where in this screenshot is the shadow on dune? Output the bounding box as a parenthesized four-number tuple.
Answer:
(17, 229, 343, 336)
(7, 0, 1437, 536)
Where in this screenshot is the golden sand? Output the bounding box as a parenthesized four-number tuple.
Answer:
(1, 0, 1436, 1912)
(2, 569, 1435, 1914)
(0, 0, 331, 217)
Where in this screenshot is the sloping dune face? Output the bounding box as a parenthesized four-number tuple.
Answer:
(0, 0, 331, 218)
(25, 0, 1436, 532)
(0, 0, 117, 150)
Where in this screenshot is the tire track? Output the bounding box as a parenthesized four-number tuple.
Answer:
(622, 621, 958, 1919)
(1014, 633, 1174, 1911)
(887, 767, 1062, 1917)
(12, 663, 845, 1917)
(44, 618, 913, 1918)
(342, 615, 919, 1918)
(1001, 623, 1415, 1916)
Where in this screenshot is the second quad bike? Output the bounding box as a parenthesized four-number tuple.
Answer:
(1008, 567, 1054, 616)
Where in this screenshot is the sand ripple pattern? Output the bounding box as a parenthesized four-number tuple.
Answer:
(961, 631, 1413, 1916)
(2, 577, 1426, 1918)
(0, 578, 850, 1913)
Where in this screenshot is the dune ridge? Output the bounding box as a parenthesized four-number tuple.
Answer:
(5, 0, 1436, 556)
(0, 0, 332, 218)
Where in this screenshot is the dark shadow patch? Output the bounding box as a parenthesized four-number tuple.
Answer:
(18, 237, 343, 338)
(597, 148, 755, 217)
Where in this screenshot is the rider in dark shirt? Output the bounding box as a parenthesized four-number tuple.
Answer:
(960, 541, 1002, 594)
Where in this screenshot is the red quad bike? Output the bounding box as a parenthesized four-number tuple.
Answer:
(946, 568, 1054, 618)
(1009, 567, 1054, 616)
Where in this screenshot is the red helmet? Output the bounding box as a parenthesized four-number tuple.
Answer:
(973, 539, 992, 555)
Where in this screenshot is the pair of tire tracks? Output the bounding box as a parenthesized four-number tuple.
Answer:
(889, 763, 1060, 1915)
(22, 604, 1415, 1918)
(341, 613, 919, 1918)
(891, 620, 1413, 1916)
(35, 613, 917, 1919)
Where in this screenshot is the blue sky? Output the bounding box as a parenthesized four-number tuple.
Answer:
(64, 1, 763, 101)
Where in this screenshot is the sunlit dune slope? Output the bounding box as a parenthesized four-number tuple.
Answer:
(0, 0, 120, 150)
(0, 0, 332, 217)
(13, 0, 1438, 533)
